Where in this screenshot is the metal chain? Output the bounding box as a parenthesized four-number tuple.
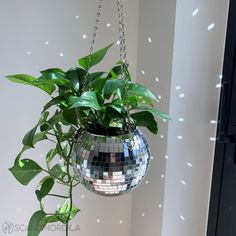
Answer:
(116, 0, 128, 64)
(89, 0, 128, 64)
(89, 0, 132, 132)
(89, 0, 103, 55)
(116, 0, 132, 132)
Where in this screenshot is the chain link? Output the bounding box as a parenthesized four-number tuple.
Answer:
(116, 0, 128, 63)
(89, 0, 128, 64)
(89, 0, 132, 131)
(90, 0, 103, 55)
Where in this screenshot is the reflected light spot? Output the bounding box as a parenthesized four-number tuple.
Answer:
(210, 120, 217, 124)
(208, 23, 215, 31)
(210, 137, 216, 141)
(192, 8, 199, 16)
(176, 86, 181, 90)
(187, 162, 193, 167)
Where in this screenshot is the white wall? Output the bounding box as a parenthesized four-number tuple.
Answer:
(131, 0, 176, 236)
(0, 0, 139, 235)
(162, 0, 229, 236)
(0, 0, 231, 236)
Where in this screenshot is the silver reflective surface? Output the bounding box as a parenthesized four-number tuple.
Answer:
(72, 129, 151, 196)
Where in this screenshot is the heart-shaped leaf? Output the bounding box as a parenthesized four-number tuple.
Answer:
(131, 111, 158, 134)
(57, 199, 80, 224)
(62, 109, 78, 126)
(103, 79, 125, 99)
(78, 43, 114, 71)
(27, 211, 47, 236)
(6, 74, 55, 95)
(89, 77, 108, 93)
(49, 164, 67, 180)
(128, 82, 157, 101)
(46, 149, 57, 170)
(9, 159, 43, 185)
(22, 125, 38, 148)
(135, 107, 171, 120)
(69, 91, 101, 110)
(35, 177, 54, 201)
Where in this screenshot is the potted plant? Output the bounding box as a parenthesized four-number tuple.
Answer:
(5, 43, 170, 236)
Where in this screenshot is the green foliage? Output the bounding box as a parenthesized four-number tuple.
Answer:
(35, 177, 54, 202)
(9, 159, 43, 185)
(5, 43, 170, 236)
(27, 211, 47, 236)
(78, 43, 114, 70)
(57, 199, 80, 223)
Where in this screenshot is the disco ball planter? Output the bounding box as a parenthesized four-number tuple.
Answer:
(72, 129, 151, 196)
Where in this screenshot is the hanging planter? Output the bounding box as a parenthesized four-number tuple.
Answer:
(4, 0, 171, 235)
(72, 128, 151, 196)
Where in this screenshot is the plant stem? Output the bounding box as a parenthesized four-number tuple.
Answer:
(47, 194, 69, 199)
(65, 142, 74, 236)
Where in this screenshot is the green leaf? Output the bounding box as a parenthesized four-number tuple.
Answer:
(87, 72, 105, 83)
(69, 91, 101, 110)
(22, 112, 49, 148)
(136, 107, 171, 120)
(34, 68, 71, 87)
(46, 149, 57, 170)
(35, 177, 54, 201)
(78, 43, 114, 70)
(15, 132, 48, 163)
(62, 109, 78, 126)
(34, 77, 70, 88)
(103, 79, 125, 99)
(66, 67, 87, 92)
(45, 215, 60, 223)
(126, 95, 153, 108)
(6, 74, 55, 95)
(40, 111, 63, 132)
(42, 97, 61, 112)
(131, 111, 158, 134)
(9, 159, 43, 185)
(117, 87, 126, 99)
(57, 199, 80, 223)
(128, 82, 157, 101)
(39, 111, 50, 125)
(40, 68, 66, 79)
(49, 164, 66, 180)
(27, 210, 47, 236)
(106, 100, 124, 113)
(22, 125, 38, 148)
(89, 77, 108, 93)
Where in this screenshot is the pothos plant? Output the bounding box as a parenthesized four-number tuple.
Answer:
(5, 43, 170, 236)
